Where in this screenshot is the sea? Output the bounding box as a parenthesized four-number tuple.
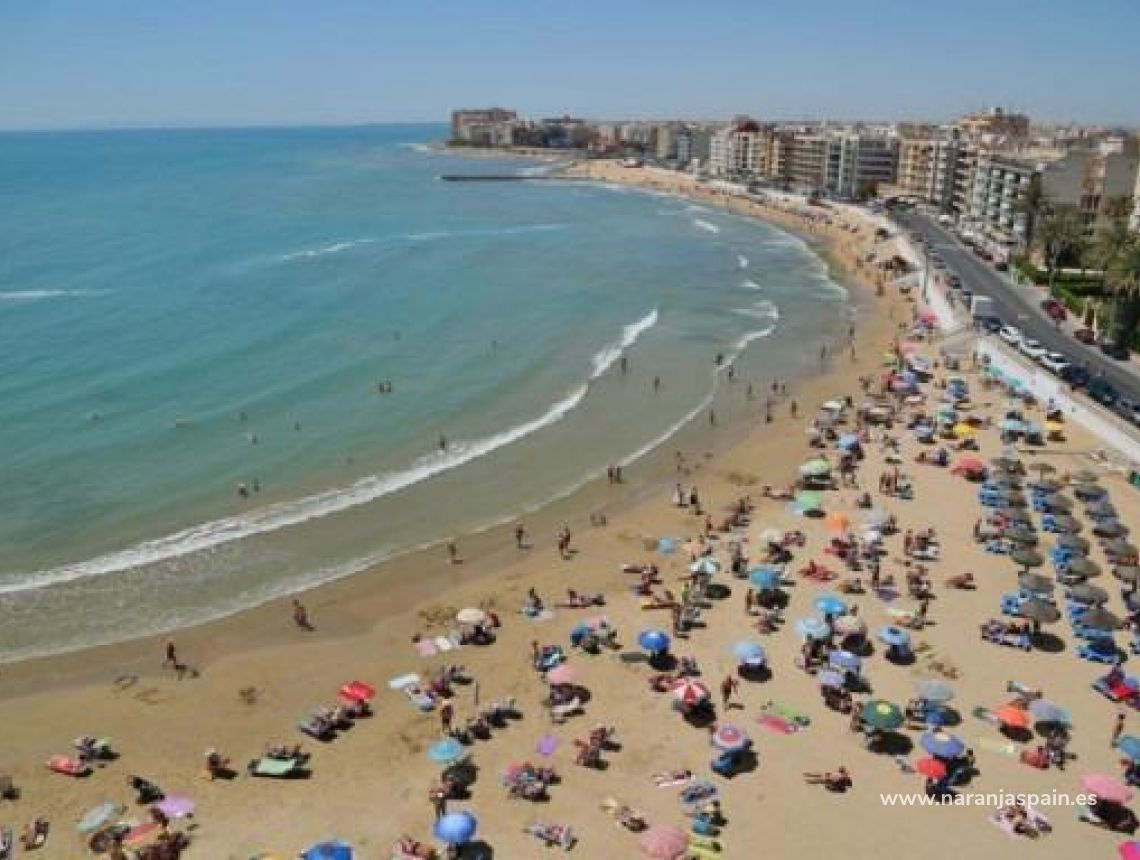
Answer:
(0, 124, 853, 662)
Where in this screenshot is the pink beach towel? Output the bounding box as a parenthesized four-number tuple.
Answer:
(756, 714, 798, 734)
(414, 639, 437, 657)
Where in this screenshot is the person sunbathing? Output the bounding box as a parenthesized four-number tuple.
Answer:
(264, 742, 305, 760)
(19, 817, 48, 849)
(998, 803, 1039, 837)
(803, 766, 852, 791)
(203, 748, 230, 780)
(945, 572, 975, 589)
(395, 835, 437, 858)
(648, 673, 679, 692)
(651, 768, 692, 786)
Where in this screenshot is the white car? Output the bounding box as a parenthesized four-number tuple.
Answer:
(1038, 352, 1070, 374)
(998, 325, 1022, 346)
(1018, 338, 1047, 361)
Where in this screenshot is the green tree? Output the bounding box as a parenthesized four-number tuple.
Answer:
(1034, 204, 1086, 294)
(1016, 173, 1046, 248)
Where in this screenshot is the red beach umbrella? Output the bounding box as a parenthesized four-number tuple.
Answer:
(339, 680, 376, 702)
(915, 757, 947, 779)
(992, 705, 1030, 729)
(639, 825, 689, 859)
(1083, 773, 1133, 805)
(671, 679, 711, 706)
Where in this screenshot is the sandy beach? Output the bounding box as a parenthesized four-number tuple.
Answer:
(3, 162, 1139, 860)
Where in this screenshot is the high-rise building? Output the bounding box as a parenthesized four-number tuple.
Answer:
(450, 108, 518, 146)
(785, 131, 897, 198)
(708, 119, 763, 178)
(967, 154, 1037, 246)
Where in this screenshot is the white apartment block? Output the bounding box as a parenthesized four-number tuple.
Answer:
(967, 155, 1036, 246)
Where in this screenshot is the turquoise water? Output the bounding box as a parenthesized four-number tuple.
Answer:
(0, 125, 851, 660)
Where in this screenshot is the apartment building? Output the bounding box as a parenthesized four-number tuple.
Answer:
(709, 119, 763, 178)
(784, 131, 897, 198)
(967, 154, 1037, 246)
(450, 108, 518, 146)
(1040, 146, 1140, 232)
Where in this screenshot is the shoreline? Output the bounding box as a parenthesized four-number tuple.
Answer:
(0, 162, 892, 696)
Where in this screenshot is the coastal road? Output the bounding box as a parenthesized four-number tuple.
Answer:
(893, 210, 1140, 406)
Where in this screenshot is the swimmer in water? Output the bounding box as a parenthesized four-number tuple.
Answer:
(438, 434, 447, 451)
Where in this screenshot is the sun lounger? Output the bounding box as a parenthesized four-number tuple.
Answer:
(247, 756, 306, 778)
(388, 673, 420, 691)
(404, 686, 436, 711)
(653, 770, 693, 788)
(1078, 642, 1120, 664)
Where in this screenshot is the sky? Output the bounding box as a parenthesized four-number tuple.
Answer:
(1, 0, 1138, 131)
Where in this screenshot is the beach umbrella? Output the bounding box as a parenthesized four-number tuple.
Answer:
(302, 842, 354, 860)
(795, 616, 831, 640)
(800, 458, 832, 477)
(1120, 842, 1140, 860)
(992, 705, 1031, 729)
(877, 626, 911, 647)
(1116, 566, 1140, 585)
(748, 567, 781, 590)
(1106, 539, 1138, 557)
(794, 491, 823, 512)
(833, 615, 867, 636)
(1082, 774, 1132, 806)
(921, 730, 965, 759)
(434, 811, 477, 845)
(689, 557, 720, 576)
(817, 670, 845, 689)
(999, 507, 1033, 524)
(456, 607, 487, 626)
(711, 725, 751, 753)
(1011, 548, 1044, 568)
(672, 678, 711, 706)
(838, 433, 861, 450)
(657, 538, 676, 554)
(1080, 607, 1122, 631)
(1033, 476, 1062, 491)
(1051, 515, 1081, 533)
(866, 509, 891, 528)
(954, 457, 985, 475)
(1069, 583, 1109, 605)
(862, 700, 904, 731)
(915, 757, 948, 779)
(1089, 501, 1118, 517)
(123, 822, 162, 848)
(638, 825, 689, 859)
(154, 794, 195, 819)
(1028, 699, 1071, 726)
(1076, 484, 1108, 501)
(1005, 527, 1038, 545)
(824, 512, 850, 532)
(1056, 534, 1090, 552)
(829, 650, 862, 672)
(1072, 469, 1099, 483)
(1017, 572, 1054, 593)
(339, 680, 376, 702)
(546, 664, 578, 686)
(814, 594, 848, 616)
(1117, 736, 1140, 762)
(916, 680, 955, 704)
(1040, 494, 1073, 512)
(731, 641, 766, 664)
(1097, 521, 1130, 538)
(1066, 558, 1102, 579)
(77, 800, 121, 834)
(427, 738, 466, 766)
(991, 455, 1021, 471)
(638, 630, 671, 654)
(1017, 598, 1060, 624)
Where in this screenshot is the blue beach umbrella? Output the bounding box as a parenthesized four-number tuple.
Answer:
(838, 434, 860, 450)
(732, 641, 766, 664)
(657, 538, 676, 554)
(427, 738, 465, 766)
(638, 629, 671, 654)
(434, 811, 477, 845)
(817, 669, 845, 689)
(1000, 419, 1024, 433)
(878, 626, 911, 647)
(690, 557, 720, 576)
(302, 841, 353, 860)
(814, 594, 848, 617)
(1116, 735, 1140, 762)
(749, 567, 781, 590)
(795, 616, 830, 640)
(921, 730, 965, 760)
(1028, 699, 1071, 726)
(828, 650, 861, 672)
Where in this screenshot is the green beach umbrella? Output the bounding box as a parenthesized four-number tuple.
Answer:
(1066, 557, 1101, 579)
(795, 491, 823, 512)
(1011, 548, 1044, 568)
(1018, 598, 1060, 624)
(861, 700, 904, 731)
(1079, 607, 1122, 631)
(1115, 566, 1140, 585)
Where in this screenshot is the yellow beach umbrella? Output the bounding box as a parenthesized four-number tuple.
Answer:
(952, 423, 976, 438)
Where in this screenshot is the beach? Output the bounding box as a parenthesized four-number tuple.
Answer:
(2, 162, 1139, 860)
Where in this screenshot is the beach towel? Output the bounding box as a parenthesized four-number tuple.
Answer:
(652, 771, 693, 788)
(414, 639, 437, 657)
(756, 713, 799, 734)
(536, 734, 559, 757)
(975, 736, 1019, 757)
(434, 636, 454, 652)
(388, 673, 420, 691)
(762, 700, 811, 726)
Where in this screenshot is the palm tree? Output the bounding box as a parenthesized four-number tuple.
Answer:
(1034, 204, 1085, 294)
(1107, 237, 1140, 349)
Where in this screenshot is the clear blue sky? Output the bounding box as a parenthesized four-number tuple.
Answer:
(1, 0, 1137, 131)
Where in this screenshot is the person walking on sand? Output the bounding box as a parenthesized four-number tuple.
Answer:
(514, 523, 527, 549)
(447, 541, 460, 564)
(430, 783, 447, 820)
(1114, 712, 1126, 746)
(292, 599, 312, 631)
(163, 640, 178, 670)
(440, 701, 454, 734)
(720, 675, 739, 709)
(790, 400, 798, 418)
